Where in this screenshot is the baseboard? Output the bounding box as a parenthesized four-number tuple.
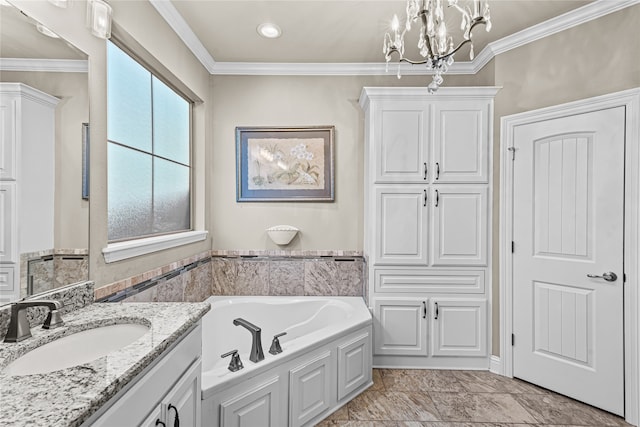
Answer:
(489, 355, 503, 375)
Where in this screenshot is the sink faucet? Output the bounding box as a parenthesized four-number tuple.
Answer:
(3, 300, 64, 343)
(233, 318, 264, 363)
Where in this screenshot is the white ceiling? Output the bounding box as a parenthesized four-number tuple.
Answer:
(169, 0, 593, 64)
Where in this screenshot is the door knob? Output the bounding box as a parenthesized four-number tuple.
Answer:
(587, 272, 618, 282)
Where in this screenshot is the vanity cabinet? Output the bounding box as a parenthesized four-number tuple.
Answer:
(90, 323, 202, 427)
(0, 83, 58, 303)
(360, 87, 497, 369)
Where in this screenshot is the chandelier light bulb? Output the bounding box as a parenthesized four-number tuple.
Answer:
(391, 14, 400, 32)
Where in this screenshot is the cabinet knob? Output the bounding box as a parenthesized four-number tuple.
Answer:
(423, 162, 428, 180)
(434, 302, 439, 320)
(435, 190, 439, 207)
(435, 162, 440, 180)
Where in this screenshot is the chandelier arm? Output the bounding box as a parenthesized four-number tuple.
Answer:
(385, 47, 429, 65)
(419, 9, 436, 63)
(442, 19, 487, 59)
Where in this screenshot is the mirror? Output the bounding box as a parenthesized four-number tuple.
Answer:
(0, 3, 89, 302)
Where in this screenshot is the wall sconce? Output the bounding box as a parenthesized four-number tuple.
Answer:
(86, 0, 112, 39)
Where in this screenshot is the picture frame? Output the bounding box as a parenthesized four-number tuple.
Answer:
(236, 126, 335, 202)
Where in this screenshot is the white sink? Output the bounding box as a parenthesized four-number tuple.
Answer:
(4, 323, 150, 376)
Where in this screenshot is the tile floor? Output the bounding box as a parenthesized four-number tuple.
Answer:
(316, 369, 631, 427)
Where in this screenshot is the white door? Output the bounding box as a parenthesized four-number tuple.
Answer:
(512, 106, 625, 415)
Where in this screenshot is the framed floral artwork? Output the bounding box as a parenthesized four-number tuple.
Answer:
(236, 126, 335, 202)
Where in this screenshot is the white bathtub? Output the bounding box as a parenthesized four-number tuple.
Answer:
(200, 296, 373, 426)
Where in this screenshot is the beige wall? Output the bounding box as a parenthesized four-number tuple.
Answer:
(1, 71, 90, 250)
(10, 0, 212, 288)
(10, 1, 639, 357)
(489, 4, 640, 356)
(210, 71, 494, 250)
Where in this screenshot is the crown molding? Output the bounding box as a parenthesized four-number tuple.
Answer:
(0, 58, 88, 73)
(487, 0, 640, 57)
(155, 0, 638, 76)
(209, 61, 482, 76)
(148, 0, 216, 74)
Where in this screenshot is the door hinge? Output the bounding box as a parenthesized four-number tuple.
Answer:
(511, 333, 515, 346)
(511, 241, 515, 253)
(508, 146, 516, 160)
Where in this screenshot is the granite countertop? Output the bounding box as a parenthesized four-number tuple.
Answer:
(0, 302, 210, 427)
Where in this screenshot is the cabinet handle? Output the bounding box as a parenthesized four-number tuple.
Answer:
(168, 404, 180, 427)
(422, 301, 427, 319)
(423, 162, 428, 180)
(423, 189, 427, 207)
(435, 162, 440, 180)
(434, 302, 439, 320)
(155, 421, 166, 427)
(435, 190, 439, 207)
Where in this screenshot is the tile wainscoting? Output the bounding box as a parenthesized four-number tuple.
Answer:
(95, 250, 366, 303)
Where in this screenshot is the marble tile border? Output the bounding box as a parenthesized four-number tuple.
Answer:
(94, 251, 212, 301)
(95, 250, 366, 303)
(211, 249, 363, 257)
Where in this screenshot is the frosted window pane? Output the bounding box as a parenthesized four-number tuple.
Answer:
(153, 159, 190, 234)
(107, 42, 152, 152)
(108, 144, 153, 241)
(152, 77, 190, 165)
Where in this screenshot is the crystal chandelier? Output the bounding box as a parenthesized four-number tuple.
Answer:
(383, 0, 492, 93)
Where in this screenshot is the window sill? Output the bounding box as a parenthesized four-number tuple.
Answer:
(102, 230, 208, 263)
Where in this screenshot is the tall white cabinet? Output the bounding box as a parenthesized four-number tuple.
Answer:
(360, 87, 498, 368)
(0, 83, 58, 303)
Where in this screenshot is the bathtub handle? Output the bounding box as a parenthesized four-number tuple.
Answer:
(221, 349, 244, 372)
(269, 332, 287, 355)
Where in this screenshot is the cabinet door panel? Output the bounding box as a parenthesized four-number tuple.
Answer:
(375, 101, 429, 183)
(165, 360, 201, 427)
(289, 352, 332, 427)
(434, 101, 489, 183)
(431, 298, 487, 357)
(374, 299, 427, 356)
(374, 269, 485, 294)
(140, 404, 164, 427)
(0, 97, 16, 180)
(338, 333, 371, 400)
(432, 187, 487, 266)
(220, 377, 281, 427)
(0, 183, 17, 264)
(375, 187, 428, 265)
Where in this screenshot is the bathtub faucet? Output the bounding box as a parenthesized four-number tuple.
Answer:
(233, 318, 265, 363)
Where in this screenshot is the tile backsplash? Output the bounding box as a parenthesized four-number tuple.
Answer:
(95, 251, 365, 303)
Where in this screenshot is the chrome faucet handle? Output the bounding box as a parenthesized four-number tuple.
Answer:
(3, 299, 64, 343)
(269, 332, 287, 355)
(221, 349, 244, 372)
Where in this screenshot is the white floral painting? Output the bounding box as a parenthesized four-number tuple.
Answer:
(247, 138, 325, 190)
(236, 126, 334, 202)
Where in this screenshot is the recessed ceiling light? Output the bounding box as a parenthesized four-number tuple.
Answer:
(36, 23, 60, 38)
(257, 23, 282, 39)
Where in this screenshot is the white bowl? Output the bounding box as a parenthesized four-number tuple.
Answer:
(266, 225, 299, 245)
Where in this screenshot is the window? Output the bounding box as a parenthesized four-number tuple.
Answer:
(107, 41, 191, 242)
